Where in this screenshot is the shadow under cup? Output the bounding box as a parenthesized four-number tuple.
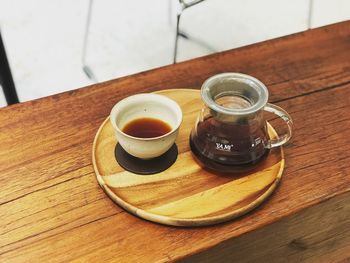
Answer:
(190, 73, 292, 173)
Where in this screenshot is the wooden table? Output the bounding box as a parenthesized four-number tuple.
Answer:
(1, 21, 350, 262)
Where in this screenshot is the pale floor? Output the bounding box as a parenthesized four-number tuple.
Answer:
(0, 0, 349, 107)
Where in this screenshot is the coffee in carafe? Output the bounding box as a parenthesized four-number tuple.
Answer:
(190, 73, 293, 173)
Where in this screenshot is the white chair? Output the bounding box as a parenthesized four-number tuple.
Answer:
(81, 0, 314, 81)
(81, 0, 212, 81)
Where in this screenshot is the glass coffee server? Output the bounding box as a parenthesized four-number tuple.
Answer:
(190, 73, 293, 173)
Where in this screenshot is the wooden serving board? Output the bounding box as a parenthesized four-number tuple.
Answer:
(92, 89, 284, 226)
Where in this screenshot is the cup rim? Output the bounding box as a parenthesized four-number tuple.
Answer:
(201, 72, 269, 116)
(110, 93, 183, 141)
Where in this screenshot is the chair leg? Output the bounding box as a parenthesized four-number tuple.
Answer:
(178, 29, 216, 53)
(308, 0, 314, 29)
(173, 0, 214, 63)
(173, 12, 182, 64)
(82, 0, 97, 82)
(0, 30, 19, 105)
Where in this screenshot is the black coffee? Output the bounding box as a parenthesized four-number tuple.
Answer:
(190, 116, 269, 173)
(123, 118, 171, 138)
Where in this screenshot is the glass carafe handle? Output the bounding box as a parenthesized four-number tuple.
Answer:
(264, 103, 293, 149)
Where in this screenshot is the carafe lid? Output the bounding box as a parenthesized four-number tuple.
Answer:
(201, 73, 269, 116)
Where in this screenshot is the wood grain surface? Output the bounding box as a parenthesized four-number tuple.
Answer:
(93, 89, 284, 226)
(1, 21, 350, 262)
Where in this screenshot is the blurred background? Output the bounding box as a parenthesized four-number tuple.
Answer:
(0, 0, 349, 107)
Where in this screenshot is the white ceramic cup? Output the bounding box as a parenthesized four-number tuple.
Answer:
(110, 93, 183, 159)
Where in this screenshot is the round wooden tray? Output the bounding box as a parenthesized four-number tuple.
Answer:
(92, 89, 284, 227)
